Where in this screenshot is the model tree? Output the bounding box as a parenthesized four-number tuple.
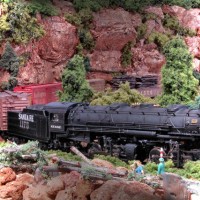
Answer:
(159, 38, 199, 106)
(0, 42, 19, 77)
(59, 55, 93, 102)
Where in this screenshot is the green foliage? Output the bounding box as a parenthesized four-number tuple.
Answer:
(94, 154, 128, 168)
(27, 0, 58, 16)
(84, 56, 91, 72)
(8, 2, 45, 44)
(65, 9, 95, 52)
(142, 13, 158, 22)
(71, 0, 200, 14)
(78, 28, 95, 51)
(0, 1, 45, 44)
(163, 14, 196, 37)
(161, 0, 200, 9)
(0, 76, 18, 91)
(144, 161, 158, 175)
(65, 13, 82, 27)
(121, 42, 132, 67)
(0, 14, 10, 33)
(136, 24, 147, 41)
(73, 0, 102, 12)
(0, 42, 19, 76)
(123, 0, 149, 12)
(0, 0, 10, 3)
(59, 55, 93, 102)
(82, 165, 113, 180)
(90, 82, 155, 106)
(188, 96, 200, 109)
(159, 38, 199, 106)
(65, 8, 93, 28)
(147, 31, 170, 49)
(0, 141, 48, 168)
(46, 150, 82, 162)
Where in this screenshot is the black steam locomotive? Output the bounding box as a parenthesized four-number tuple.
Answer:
(6, 102, 200, 166)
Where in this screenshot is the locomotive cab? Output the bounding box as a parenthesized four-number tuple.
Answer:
(43, 102, 80, 138)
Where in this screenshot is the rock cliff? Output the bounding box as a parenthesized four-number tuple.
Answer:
(0, 2, 200, 88)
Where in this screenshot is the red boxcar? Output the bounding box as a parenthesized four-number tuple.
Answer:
(0, 91, 31, 130)
(14, 83, 62, 104)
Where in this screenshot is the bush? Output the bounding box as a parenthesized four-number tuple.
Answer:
(90, 82, 156, 105)
(121, 41, 132, 67)
(78, 28, 95, 51)
(0, 1, 45, 44)
(47, 150, 82, 162)
(163, 14, 196, 37)
(59, 55, 93, 102)
(73, 0, 102, 12)
(1, 77, 18, 91)
(159, 38, 199, 106)
(147, 31, 170, 49)
(27, 0, 58, 16)
(94, 154, 128, 168)
(136, 24, 147, 41)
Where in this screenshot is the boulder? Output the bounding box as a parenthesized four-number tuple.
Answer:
(90, 180, 162, 200)
(0, 167, 16, 185)
(0, 173, 33, 200)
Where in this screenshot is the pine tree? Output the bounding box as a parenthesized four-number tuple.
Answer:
(159, 38, 199, 106)
(0, 41, 19, 77)
(59, 55, 93, 102)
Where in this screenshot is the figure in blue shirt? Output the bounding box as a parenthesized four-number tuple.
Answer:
(157, 157, 165, 175)
(131, 160, 144, 175)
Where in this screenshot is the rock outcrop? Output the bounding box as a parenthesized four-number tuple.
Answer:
(0, 3, 200, 87)
(0, 166, 199, 200)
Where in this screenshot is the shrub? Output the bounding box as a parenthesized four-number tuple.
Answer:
(159, 38, 199, 106)
(27, 0, 58, 16)
(121, 41, 132, 67)
(73, 0, 102, 12)
(0, 1, 45, 44)
(94, 154, 128, 168)
(90, 82, 156, 105)
(147, 31, 170, 49)
(163, 14, 196, 37)
(78, 28, 95, 51)
(65, 8, 93, 28)
(136, 24, 147, 41)
(142, 13, 158, 22)
(1, 76, 18, 91)
(59, 55, 93, 102)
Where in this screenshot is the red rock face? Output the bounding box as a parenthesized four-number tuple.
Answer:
(89, 50, 122, 72)
(130, 46, 166, 76)
(1, 5, 200, 87)
(1, 15, 79, 85)
(92, 8, 141, 51)
(170, 6, 200, 71)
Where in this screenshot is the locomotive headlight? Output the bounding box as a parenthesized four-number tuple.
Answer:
(191, 118, 198, 124)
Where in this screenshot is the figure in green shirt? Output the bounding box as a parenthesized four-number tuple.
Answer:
(157, 157, 165, 175)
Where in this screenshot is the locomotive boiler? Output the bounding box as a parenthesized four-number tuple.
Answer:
(6, 102, 200, 167)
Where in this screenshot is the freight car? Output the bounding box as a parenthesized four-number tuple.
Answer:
(14, 83, 62, 104)
(5, 102, 200, 167)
